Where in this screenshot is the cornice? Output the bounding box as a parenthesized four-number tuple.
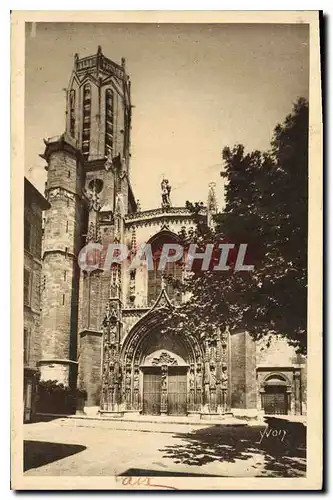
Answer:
(125, 207, 206, 227)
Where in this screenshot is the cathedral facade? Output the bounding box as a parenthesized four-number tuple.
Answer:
(39, 47, 306, 418)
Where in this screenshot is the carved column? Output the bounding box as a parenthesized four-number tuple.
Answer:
(215, 331, 223, 413)
(100, 297, 123, 412)
(193, 341, 203, 412)
(201, 335, 220, 414)
(133, 362, 140, 411)
(124, 361, 132, 410)
(196, 362, 203, 411)
(101, 344, 109, 411)
(204, 339, 210, 412)
(189, 363, 195, 412)
(160, 364, 168, 415)
(209, 359, 217, 414)
(221, 327, 229, 413)
(221, 367, 228, 413)
(294, 370, 301, 415)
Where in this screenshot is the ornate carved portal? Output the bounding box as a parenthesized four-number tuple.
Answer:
(101, 299, 122, 412)
(151, 351, 178, 366)
(203, 327, 230, 414)
(101, 306, 231, 415)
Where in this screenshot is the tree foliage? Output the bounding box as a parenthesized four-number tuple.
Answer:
(161, 98, 308, 354)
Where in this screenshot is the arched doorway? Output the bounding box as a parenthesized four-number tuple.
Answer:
(121, 308, 203, 416)
(142, 349, 188, 415)
(261, 374, 290, 415)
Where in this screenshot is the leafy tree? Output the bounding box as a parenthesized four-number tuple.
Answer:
(162, 98, 308, 354)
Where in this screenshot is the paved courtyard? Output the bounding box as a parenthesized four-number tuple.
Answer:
(23, 418, 306, 478)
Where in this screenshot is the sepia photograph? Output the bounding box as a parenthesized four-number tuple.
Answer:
(11, 10, 322, 490)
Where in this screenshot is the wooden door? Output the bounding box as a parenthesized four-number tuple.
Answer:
(168, 368, 187, 415)
(262, 386, 288, 415)
(143, 370, 161, 415)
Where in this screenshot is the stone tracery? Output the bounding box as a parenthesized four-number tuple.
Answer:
(100, 293, 231, 415)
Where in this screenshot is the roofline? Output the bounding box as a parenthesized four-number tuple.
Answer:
(24, 177, 50, 210)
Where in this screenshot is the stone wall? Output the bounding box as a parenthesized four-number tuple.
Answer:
(230, 331, 257, 410)
(256, 335, 306, 415)
(40, 137, 84, 387)
(24, 180, 48, 371)
(78, 331, 102, 406)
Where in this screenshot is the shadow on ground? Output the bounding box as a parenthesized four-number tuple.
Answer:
(33, 415, 67, 423)
(24, 441, 86, 471)
(120, 468, 218, 477)
(159, 425, 306, 477)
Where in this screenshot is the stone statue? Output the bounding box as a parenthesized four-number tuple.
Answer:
(105, 149, 113, 171)
(221, 370, 228, 389)
(196, 369, 202, 389)
(161, 179, 171, 209)
(189, 369, 195, 390)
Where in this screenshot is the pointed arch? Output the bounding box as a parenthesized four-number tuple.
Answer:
(82, 82, 91, 158)
(101, 76, 123, 96)
(145, 229, 183, 307)
(67, 71, 81, 92)
(121, 307, 203, 367)
(79, 73, 99, 87)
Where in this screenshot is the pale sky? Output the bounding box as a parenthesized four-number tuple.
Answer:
(25, 22, 309, 210)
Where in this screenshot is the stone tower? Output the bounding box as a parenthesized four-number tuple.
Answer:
(40, 47, 136, 389)
(39, 133, 85, 386)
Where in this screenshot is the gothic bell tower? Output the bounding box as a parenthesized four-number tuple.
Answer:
(66, 45, 132, 166)
(66, 46, 137, 228)
(40, 48, 137, 395)
(67, 47, 136, 405)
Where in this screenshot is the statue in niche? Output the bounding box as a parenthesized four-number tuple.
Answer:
(221, 369, 228, 389)
(210, 344, 216, 362)
(109, 365, 115, 387)
(161, 179, 171, 209)
(161, 369, 167, 390)
(194, 344, 201, 361)
(125, 371, 131, 388)
(105, 149, 113, 171)
(196, 369, 202, 390)
(127, 345, 134, 359)
(221, 325, 230, 344)
(204, 357, 210, 384)
(209, 366, 217, 389)
(189, 369, 195, 390)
